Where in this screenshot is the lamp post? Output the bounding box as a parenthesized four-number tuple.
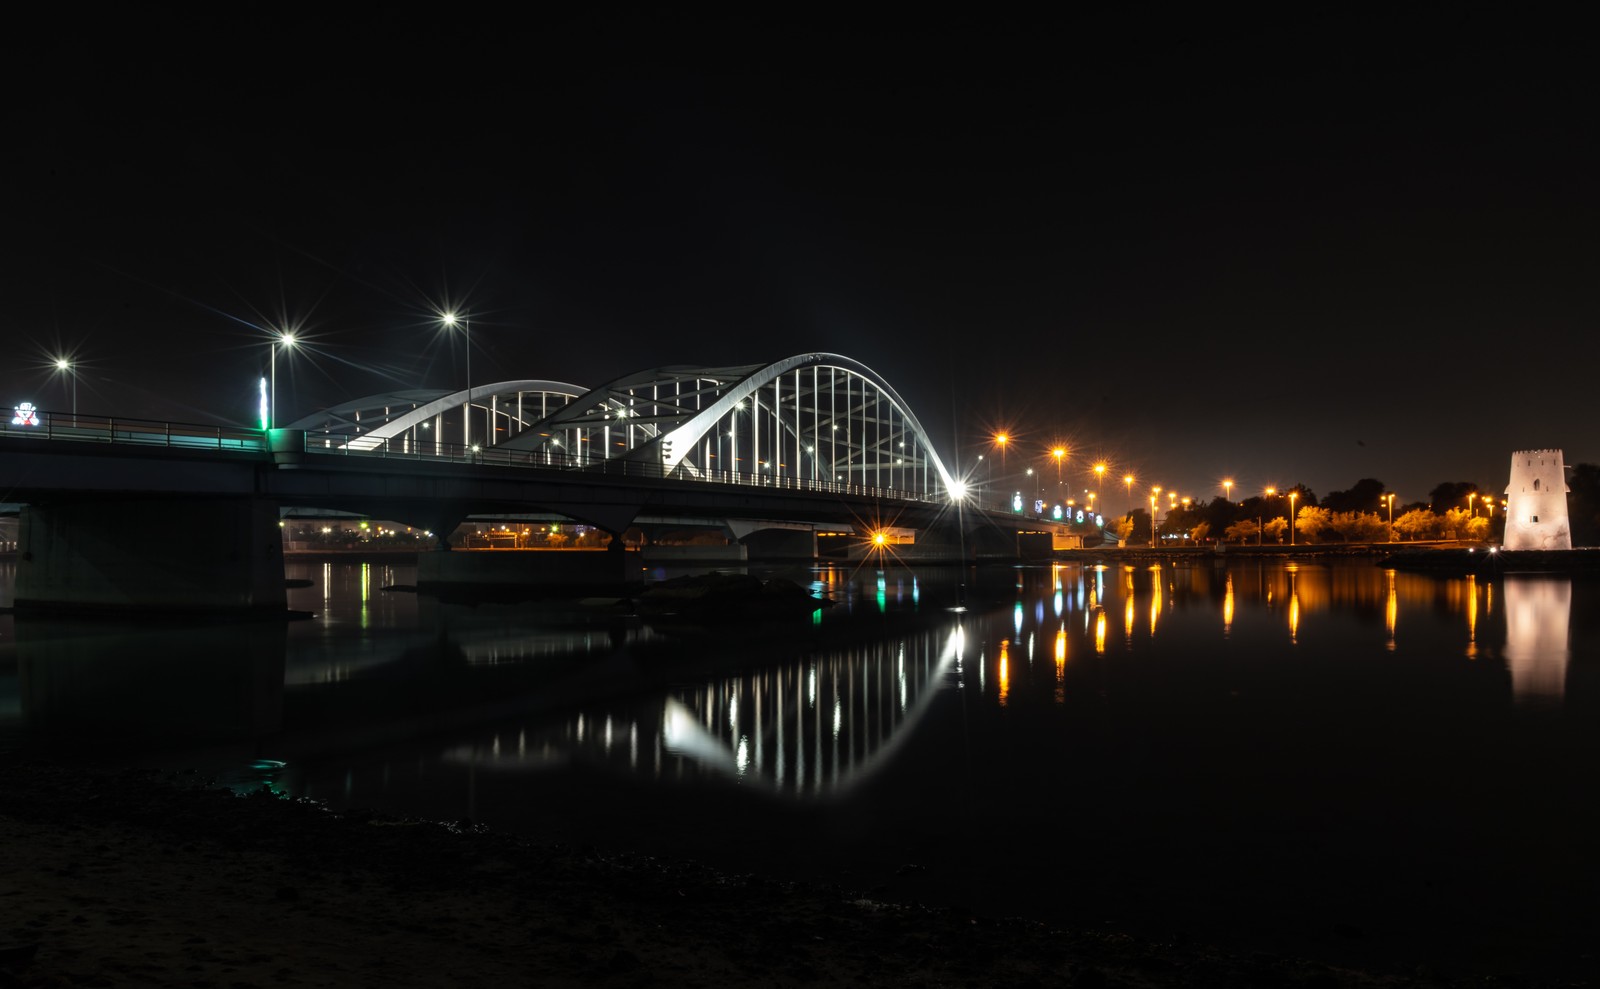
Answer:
(1289, 490, 1298, 546)
(443, 312, 471, 449)
(995, 432, 1008, 477)
(1467, 492, 1476, 517)
(1223, 478, 1233, 503)
(1150, 493, 1158, 545)
(1125, 474, 1134, 513)
(54, 357, 76, 424)
(1052, 447, 1066, 491)
(1264, 487, 1276, 545)
(269, 332, 296, 430)
(1094, 462, 1106, 501)
(1383, 492, 1395, 525)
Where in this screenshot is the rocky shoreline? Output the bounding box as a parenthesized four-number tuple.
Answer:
(3, 758, 1575, 988)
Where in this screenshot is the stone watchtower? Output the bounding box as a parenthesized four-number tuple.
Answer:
(1502, 449, 1572, 551)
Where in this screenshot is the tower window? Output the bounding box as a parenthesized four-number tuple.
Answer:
(1534, 478, 1541, 491)
(1531, 515, 1540, 523)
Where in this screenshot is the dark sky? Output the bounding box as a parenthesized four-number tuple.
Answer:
(5, 10, 1596, 508)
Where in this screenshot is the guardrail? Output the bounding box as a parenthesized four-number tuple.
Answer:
(2, 410, 267, 451)
(2, 411, 951, 505)
(293, 428, 935, 502)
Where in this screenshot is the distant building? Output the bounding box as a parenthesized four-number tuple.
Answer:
(1503, 449, 1572, 550)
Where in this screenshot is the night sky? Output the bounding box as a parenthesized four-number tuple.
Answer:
(5, 11, 1596, 508)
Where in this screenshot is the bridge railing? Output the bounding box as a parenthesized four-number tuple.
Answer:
(2, 409, 267, 451)
(304, 429, 942, 503)
(0, 410, 950, 504)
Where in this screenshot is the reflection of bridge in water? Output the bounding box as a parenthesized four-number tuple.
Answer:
(440, 622, 963, 797)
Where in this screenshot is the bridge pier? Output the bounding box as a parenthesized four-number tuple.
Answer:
(13, 498, 288, 616)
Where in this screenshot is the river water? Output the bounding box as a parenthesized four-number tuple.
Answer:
(2, 554, 1596, 982)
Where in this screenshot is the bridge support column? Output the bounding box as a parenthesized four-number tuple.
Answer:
(13, 498, 287, 616)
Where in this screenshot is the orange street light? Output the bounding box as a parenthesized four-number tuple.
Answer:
(995, 432, 1008, 473)
(1289, 490, 1299, 546)
(1052, 447, 1066, 485)
(1223, 478, 1233, 502)
(1124, 473, 1135, 512)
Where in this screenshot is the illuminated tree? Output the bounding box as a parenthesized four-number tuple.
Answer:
(1295, 505, 1331, 542)
(1393, 508, 1439, 541)
(1329, 510, 1391, 542)
(1263, 517, 1289, 542)
(1224, 519, 1260, 543)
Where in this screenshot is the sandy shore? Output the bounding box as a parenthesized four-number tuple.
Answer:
(3, 758, 1547, 989)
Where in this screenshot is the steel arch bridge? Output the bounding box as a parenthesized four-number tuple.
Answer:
(285, 353, 964, 503)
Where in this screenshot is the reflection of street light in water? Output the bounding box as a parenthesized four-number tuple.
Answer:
(1288, 564, 1300, 642)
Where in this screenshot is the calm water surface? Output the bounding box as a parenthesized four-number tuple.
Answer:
(2, 555, 1596, 981)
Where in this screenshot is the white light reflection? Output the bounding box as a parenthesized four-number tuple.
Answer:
(1504, 577, 1571, 705)
(662, 698, 739, 771)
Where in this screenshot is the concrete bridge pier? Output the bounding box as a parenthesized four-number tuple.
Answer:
(13, 497, 288, 616)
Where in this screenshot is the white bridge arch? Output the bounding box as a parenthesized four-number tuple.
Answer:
(285, 354, 962, 503)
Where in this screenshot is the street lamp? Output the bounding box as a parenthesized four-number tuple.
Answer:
(443, 312, 471, 449)
(1383, 492, 1395, 525)
(1288, 490, 1298, 546)
(1467, 492, 1476, 517)
(1150, 493, 1158, 545)
(1093, 462, 1106, 499)
(1124, 474, 1135, 513)
(269, 332, 296, 430)
(995, 432, 1008, 475)
(1052, 447, 1066, 488)
(54, 357, 76, 424)
(1223, 478, 1233, 503)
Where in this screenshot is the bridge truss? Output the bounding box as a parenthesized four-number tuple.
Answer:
(287, 354, 963, 503)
